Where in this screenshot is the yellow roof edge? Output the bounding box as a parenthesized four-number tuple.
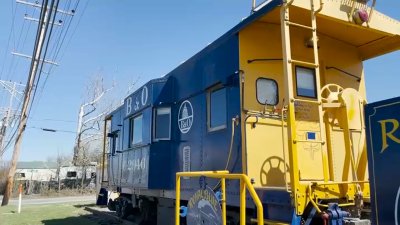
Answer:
(292, 0, 400, 36)
(359, 35, 400, 60)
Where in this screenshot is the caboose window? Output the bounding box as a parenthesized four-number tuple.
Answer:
(296, 66, 317, 98)
(154, 107, 171, 140)
(110, 132, 119, 155)
(256, 78, 278, 105)
(208, 87, 227, 131)
(129, 115, 143, 147)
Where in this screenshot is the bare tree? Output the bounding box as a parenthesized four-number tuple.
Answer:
(73, 75, 114, 165)
(55, 152, 70, 192)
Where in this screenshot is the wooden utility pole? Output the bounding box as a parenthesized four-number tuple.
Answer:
(1, 0, 54, 206)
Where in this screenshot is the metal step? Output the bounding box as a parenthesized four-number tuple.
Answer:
(289, 59, 318, 68)
(294, 139, 325, 144)
(285, 20, 314, 30)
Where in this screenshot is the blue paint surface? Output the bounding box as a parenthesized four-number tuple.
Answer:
(365, 96, 400, 225)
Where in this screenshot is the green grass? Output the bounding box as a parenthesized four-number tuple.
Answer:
(0, 202, 99, 225)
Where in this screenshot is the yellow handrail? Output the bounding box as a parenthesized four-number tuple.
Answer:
(315, 0, 324, 14)
(175, 171, 264, 225)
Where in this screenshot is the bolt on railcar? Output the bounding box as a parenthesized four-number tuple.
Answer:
(98, 0, 400, 224)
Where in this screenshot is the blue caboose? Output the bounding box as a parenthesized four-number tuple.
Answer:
(99, 0, 400, 224)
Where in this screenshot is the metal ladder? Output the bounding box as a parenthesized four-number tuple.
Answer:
(280, 0, 329, 202)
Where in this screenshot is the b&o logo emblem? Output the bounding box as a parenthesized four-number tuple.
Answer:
(178, 100, 193, 134)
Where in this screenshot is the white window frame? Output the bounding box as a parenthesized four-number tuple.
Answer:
(153, 107, 171, 141)
(129, 114, 143, 147)
(207, 86, 227, 132)
(295, 66, 317, 99)
(256, 77, 279, 106)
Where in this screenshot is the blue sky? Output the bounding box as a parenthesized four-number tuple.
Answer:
(0, 0, 399, 161)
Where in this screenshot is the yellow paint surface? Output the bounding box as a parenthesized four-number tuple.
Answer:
(234, 1, 400, 215)
(239, 20, 367, 185)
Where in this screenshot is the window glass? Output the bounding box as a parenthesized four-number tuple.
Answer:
(115, 134, 120, 152)
(256, 78, 278, 105)
(155, 107, 171, 140)
(296, 67, 316, 98)
(67, 171, 77, 178)
(110, 136, 115, 155)
(110, 132, 119, 155)
(130, 115, 143, 146)
(209, 88, 227, 130)
(133, 115, 143, 145)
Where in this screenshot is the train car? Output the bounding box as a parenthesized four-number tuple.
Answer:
(98, 0, 400, 224)
(365, 97, 400, 225)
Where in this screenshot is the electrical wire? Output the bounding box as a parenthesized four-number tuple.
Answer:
(28, 126, 76, 134)
(29, 0, 77, 111)
(2, 0, 86, 155)
(28, 117, 77, 123)
(57, 0, 88, 62)
(47, 0, 72, 60)
(10, 6, 37, 76)
(212, 117, 238, 191)
(32, 0, 87, 115)
(2, 0, 50, 155)
(1, 0, 67, 156)
(28, 0, 61, 116)
(0, 0, 17, 81)
(0, 92, 25, 156)
(0, 0, 17, 80)
(10, 0, 18, 50)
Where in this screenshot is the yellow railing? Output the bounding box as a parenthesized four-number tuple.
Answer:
(175, 171, 264, 225)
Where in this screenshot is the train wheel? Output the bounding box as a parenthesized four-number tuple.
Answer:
(115, 200, 122, 218)
(107, 199, 116, 211)
(134, 198, 157, 225)
(116, 197, 131, 219)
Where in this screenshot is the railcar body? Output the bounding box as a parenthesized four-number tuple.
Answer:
(99, 0, 400, 224)
(365, 97, 400, 225)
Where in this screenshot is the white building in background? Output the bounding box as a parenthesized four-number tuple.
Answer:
(15, 161, 98, 181)
(15, 161, 57, 181)
(59, 162, 98, 180)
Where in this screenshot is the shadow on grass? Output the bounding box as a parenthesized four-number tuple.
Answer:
(73, 203, 97, 208)
(42, 206, 127, 225)
(41, 213, 124, 225)
(41, 215, 96, 225)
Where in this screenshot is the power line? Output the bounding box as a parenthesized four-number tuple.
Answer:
(0, 0, 17, 80)
(0, 84, 25, 157)
(1, 0, 76, 157)
(29, 0, 61, 115)
(28, 117, 77, 123)
(10, 0, 18, 52)
(28, 126, 76, 134)
(2, 0, 56, 206)
(32, 0, 84, 116)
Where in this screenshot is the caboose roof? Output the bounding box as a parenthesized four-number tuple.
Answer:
(259, 0, 400, 60)
(113, 0, 399, 114)
(162, 0, 399, 78)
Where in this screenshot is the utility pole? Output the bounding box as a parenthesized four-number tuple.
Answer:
(1, 0, 57, 206)
(0, 80, 25, 161)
